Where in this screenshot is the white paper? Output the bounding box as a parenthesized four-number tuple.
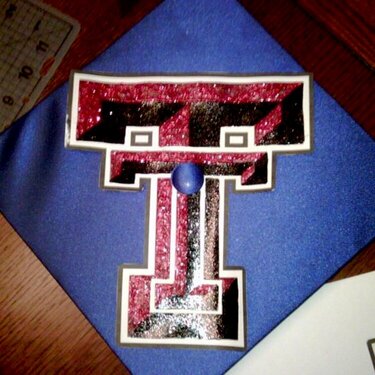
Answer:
(227, 271, 375, 375)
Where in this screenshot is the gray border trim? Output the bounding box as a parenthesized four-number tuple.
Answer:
(130, 131, 153, 147)
(225, 132, 248, 148)
(368, 338, 375, 371)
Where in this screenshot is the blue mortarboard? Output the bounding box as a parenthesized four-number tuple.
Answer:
(0, 1, 374, 374)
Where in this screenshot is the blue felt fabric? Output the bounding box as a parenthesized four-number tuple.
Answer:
(0, 1, 374, 374)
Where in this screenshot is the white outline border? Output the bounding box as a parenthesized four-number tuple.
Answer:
(65, 72, 312, 350)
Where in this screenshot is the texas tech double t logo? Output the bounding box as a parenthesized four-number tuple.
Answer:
(66, 73, 311, 349)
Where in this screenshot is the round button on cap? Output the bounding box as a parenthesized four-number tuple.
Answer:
(171, 163, 204, 195)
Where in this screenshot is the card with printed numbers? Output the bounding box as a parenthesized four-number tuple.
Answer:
(0, 1, 374, 374)
(0, 0, 79, 133)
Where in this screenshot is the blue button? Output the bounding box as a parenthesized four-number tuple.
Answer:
(171, 163, 204, 195)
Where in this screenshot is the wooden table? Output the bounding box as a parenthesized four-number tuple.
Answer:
(1, 1, 374, 373)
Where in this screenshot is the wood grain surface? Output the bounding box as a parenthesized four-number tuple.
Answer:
(1, 0, 374, 374)
(0, 215, 129, 375)
(299, 0, 375, 68)
(239, 0, 375, 138)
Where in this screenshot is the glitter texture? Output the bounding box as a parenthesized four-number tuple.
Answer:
(77, 81, 302, 140)
(70, 75, 307, 346)
(128, 178, 239, 339)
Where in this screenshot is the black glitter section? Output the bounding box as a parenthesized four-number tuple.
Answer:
(204, 179, 220, 279)
(165, 324, 202, 339)
(219, 279, 239, 340)
(186, 192, 201, 291)
(189, 103, 276, 147)
(79, 102, 183, 143)
(259, 85, 304, 145)
(246, 154, 268, 185)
